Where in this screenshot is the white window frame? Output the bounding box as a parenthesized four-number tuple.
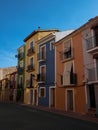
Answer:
(49, 86, 56, 108)
(30, 56, 34, 66)
(63, 38, 73, 60)
(40, 44, 46, 60)
(40, 65, 46, 75)
(50, 40, 55, 51)
(63, 60, 74, 86)
(65, 88, 75, 112)
(39, 87, 46, 98)
(19, 61, 23, 67)
(19, 75, 23, 85)
(29, 40, 34, 48)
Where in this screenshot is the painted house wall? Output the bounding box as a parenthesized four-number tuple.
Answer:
(55, 41, 65, 110)
(38, 39, 55, 106)
(17, 45, 25, 102)
(17, 45, 25, 85)
(82, 28, 94, 81)
(82, 28, 96, 111)
(82, 20, 98, 116)
(24, 33, 39, 104)
(72, 33, 86, 113)
(55, 33, 86, 114)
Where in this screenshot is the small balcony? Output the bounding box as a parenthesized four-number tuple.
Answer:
(37, 73, 45, 83)
(27, 65, 35, 72)
(18, 67, 24, 74)
(27, 47, 35, 56)
(17, 84, 23, 88)
(63, 73, 77, 86)
(60, 48, 73, 62)
(26, 80, 34, 88)
(18, 52, 24, 60)
(37, 52, 46, 61)
(86, 35, 98, 54)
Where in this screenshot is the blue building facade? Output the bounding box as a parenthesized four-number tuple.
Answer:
(37, 36, 56, 107)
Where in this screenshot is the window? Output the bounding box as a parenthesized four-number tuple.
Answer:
(19, 76, 23, 86)
(19, 61, 23, 67)
(30, 41, 34, 48)
(40, 87, 45, 97)
(60, 75, 63, 85)
(40, 66, 46, 81)
(19, 47, 23, 53)
(30, 57, 34, 66)
(30, 74, 33, 87)
(63, 61, 73, 85)
(50, 40, 55, 50)
(40, 45, 46, 60)
(63, 39, 72, 59)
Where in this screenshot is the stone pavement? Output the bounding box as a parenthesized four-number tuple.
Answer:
(20, 104, 98, 124)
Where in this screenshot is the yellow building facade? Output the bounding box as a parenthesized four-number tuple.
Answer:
(24, 30, 58, 105)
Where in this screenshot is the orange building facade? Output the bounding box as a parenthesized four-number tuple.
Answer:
(55, 29, 86, 114)
(55, 16, 98, 115)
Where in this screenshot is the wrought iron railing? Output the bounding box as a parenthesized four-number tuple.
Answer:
(27, 65, 34, 72)
(37, 52, 46, 61)
(18, 67, 24, 74)
(62, 73, 77, 86)
(18, 52, 24, 60)
(60, 48, 73, 61)
(27, 47, 35, 56)
(37, 73, 46, 82)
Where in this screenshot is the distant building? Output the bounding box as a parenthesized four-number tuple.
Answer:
(0, 70, 17, 102)
(0, 66, 16, 80)
(16, 44, 25, 102)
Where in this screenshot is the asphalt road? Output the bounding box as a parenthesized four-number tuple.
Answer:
(0, 103, 98, 130)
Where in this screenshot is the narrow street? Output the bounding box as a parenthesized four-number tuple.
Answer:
(0, 103, 98, 130)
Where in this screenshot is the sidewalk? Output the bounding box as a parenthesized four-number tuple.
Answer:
(21, 104, 98, 124)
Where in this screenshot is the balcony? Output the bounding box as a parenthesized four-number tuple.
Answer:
(60, 48, 73, 62)
(37, 73, 45, 83)
(26, 80, 34, 88)
(27, 47, 35, 56)
(27, 65, 35, 72)
(63, 73, 77, 86)
(18, 52, 24, 60)
(88, 67, 98, 82)
(37, 52, 46, 61)
(86, 35, 98, 54)
(18, 67, 24, 74)
(17, 84, 23, 88)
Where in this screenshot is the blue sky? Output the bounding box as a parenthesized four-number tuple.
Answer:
(0, 0, 98, 68)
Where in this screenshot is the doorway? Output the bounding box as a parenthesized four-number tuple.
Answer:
(34, 89, 38, 105)
(66, 90, 74, 111)
(89, 85, 96, 108)
(50, 87, 55, 108)
(30, 90, 33, 104)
